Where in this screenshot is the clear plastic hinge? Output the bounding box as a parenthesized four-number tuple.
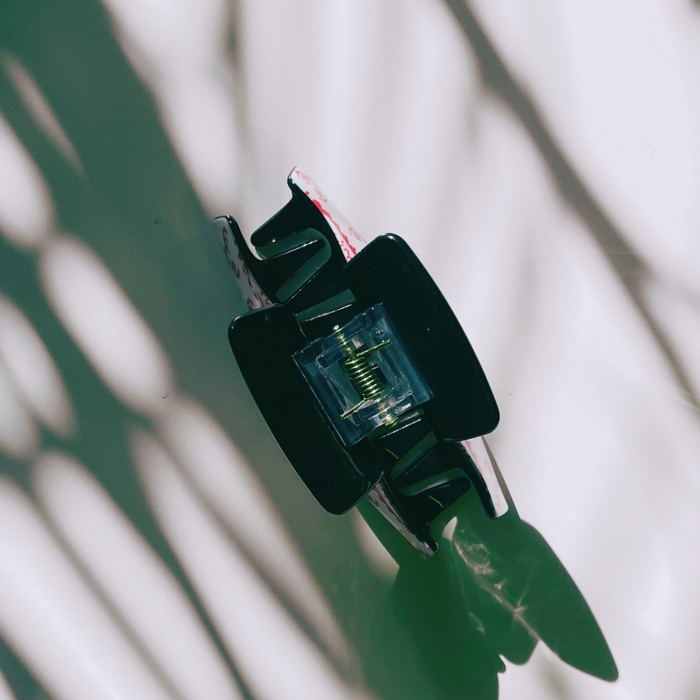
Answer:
(294, 304, 433, 446)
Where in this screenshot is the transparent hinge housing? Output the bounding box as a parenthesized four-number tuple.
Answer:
(294, 304, 433, 446)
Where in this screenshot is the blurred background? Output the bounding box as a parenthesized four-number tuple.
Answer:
(0, 1, 699, 698)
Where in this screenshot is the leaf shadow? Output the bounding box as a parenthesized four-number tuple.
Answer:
(0, 1, 344, 696)
(0, 633, 52, 700)
(444, 0, 699, 415)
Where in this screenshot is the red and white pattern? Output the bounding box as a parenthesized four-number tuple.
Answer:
(290, 168, 366, 262)
(216, 216, 271, 311)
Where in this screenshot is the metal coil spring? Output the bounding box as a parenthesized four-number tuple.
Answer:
(334, 328, 389, 416)
(343, 353, 385, 401)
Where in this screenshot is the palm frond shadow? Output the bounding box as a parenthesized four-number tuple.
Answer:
(0, 230, 253, 698)
(0, 1, 345, 696)
(0, 634, 51, 700)
(445, 0, 699, 414)
(0, 1, 634, 698)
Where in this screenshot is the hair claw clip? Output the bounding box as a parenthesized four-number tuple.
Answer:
(215, 167, 508, 556)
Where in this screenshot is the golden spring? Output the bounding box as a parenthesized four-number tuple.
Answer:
(333, 326, 390, 418)
(343, 353, 385, 401)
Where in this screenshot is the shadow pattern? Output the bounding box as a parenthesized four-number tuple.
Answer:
(0, 0, 621, 698)
(445, 0, 699, 413)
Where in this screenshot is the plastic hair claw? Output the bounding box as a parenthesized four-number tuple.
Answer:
(215, 167, 508, 556)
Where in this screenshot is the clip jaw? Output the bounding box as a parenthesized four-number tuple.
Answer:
(218, 168, 506, 555)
